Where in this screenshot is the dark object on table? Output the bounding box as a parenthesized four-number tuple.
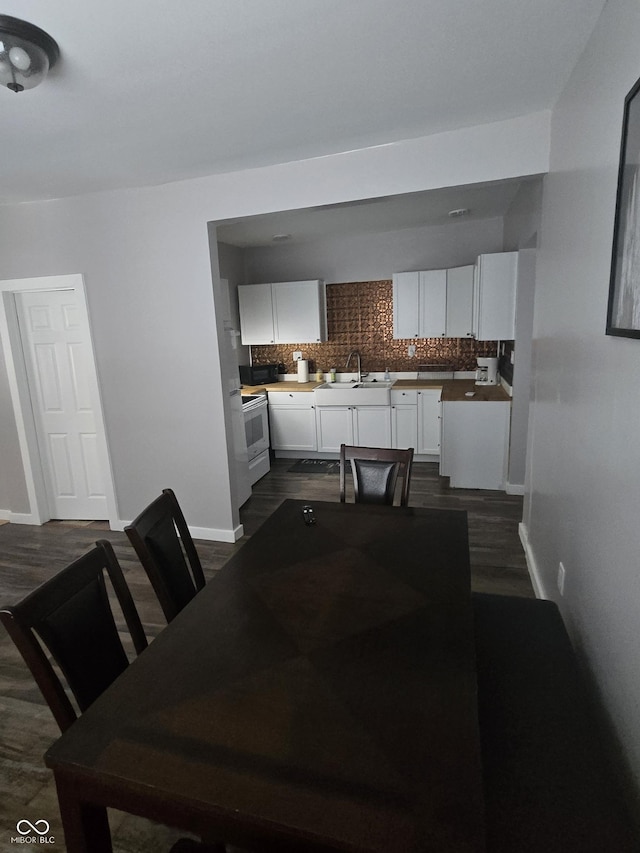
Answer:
(125, 487, 206, 623)
(339, 444, 414, 505)
(473, 592, 638, 852)
(0, 540, 147, 732)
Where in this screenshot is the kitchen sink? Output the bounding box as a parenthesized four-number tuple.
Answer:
(313, 380, 394, 406)
(357, 381, 394, 388)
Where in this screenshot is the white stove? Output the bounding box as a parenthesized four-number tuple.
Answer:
(241, 392, 270, 484)
(242, 393, 266, 412)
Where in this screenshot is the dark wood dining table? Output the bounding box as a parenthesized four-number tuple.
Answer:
(45, 499, 485, 853)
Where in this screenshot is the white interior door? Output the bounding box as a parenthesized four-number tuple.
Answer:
(16, 289, 108, 520)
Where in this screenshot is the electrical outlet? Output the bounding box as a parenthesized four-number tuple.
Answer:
(408, 344, 416, 357)
(293, 351, 303, 361)
(557, 562, 566, 596)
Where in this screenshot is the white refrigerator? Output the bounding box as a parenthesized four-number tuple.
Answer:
(219, 280, 252, 510)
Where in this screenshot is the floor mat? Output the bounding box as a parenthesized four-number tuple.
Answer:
(288, 459, 340, 474)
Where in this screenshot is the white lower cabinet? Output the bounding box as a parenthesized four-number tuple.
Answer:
(391, 389, 418, 449)
(269, 389, 510, 491)
(268, 392, 317, 451)
(440, 401, 510, 490)
(353, 406, 392, 448)
(391, 388, 441, 455)
(417, 390, 441, 455)
(315, 407, 353, 453)
(315, 405, 391, 453)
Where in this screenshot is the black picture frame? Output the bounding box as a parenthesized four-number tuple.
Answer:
(607, 76, 640, 338)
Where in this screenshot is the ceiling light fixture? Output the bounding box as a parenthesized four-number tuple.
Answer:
(0, 15, 59, 93)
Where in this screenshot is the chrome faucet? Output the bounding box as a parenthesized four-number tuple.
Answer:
(345, 350, 361, 383)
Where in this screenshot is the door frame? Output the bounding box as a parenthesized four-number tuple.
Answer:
(0, 274, 117, 527)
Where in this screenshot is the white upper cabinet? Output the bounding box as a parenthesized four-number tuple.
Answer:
(238, 283, 276, 344)
(419, 270, 447, 338)
(238, 280, 327, 345)
(272, 281, 327, 343)
(393, 267, 473, 339)
(445, 265, 475, 338)
(394, 255, 517, 341)
(393, 270, 446, 338)
(392, 272, 420, 338)
(473, 253, 518, 341)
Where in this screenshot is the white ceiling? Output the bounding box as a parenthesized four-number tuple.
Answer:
(215, 178, 538, 247)
(0, 0, 605, 206)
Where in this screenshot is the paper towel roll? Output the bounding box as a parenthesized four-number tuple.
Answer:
(297, 359, 309, 383)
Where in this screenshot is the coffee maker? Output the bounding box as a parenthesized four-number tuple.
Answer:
(475, 357, 498, 386)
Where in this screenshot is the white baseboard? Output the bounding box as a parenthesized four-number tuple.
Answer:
(506, 482, 525, 495)
(115, 519, 243, 544)
(1, 512, 243, 544)
(190, 524, 244, 543)
(11, 512, 41, 524)
(518, 522, 550, 599)
(0, 510, 44, 525)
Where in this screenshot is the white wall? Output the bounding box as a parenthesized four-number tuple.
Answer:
(503, 180, 543, 489)
(524, 0, 640, 797)
(0, 191, 234, 536)
(0, 112, 550, 539)
(215, 235, 251, 368)
(242, 217, 504, 284)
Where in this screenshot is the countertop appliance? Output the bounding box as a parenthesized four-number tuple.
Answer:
(475, 357, 499, 386)
(242, 392, 270, 485)
(240, 363, 279, 386)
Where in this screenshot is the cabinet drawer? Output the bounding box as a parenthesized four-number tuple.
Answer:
(268, 391, 314, 406)
(391, 389, 418, 405)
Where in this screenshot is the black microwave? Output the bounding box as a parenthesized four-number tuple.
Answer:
(239, 364, 279, 386)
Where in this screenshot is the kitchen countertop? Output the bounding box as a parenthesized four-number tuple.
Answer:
(242, 378, 511, 401)
(392, 379, 447, 389)
(241, 381, 321, 394)
(441, 379, 511, 402)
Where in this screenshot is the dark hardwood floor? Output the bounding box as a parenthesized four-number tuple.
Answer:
(0, 459, 532, 851)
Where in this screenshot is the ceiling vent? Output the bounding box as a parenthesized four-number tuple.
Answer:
(448, 208, 470, 218)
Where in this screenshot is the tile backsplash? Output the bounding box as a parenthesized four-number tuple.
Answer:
(250, 280, 498, 374)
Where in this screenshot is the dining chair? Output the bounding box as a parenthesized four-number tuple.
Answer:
(339, 444, 414, 506)
(0, 540, 148, 733)
(125, 488, 206, 623)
